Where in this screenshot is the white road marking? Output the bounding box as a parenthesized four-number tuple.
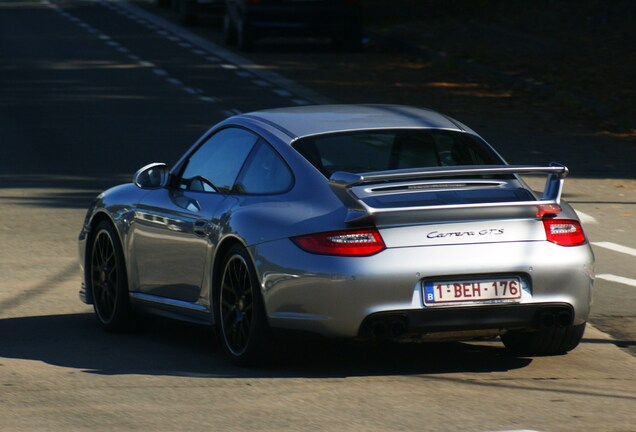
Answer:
(87, 0, 328, 110)
(592, 242, 636, 257)
(152, 68, 168, 77)
(575, 210, 597, 224)
(165, 77, 183, 86)
(115, 0, 330, 104)
(52, 1, 225, 109)
(596, 274, 636, 288)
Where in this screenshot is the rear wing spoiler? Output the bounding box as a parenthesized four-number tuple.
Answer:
(328, 163, 569, 223)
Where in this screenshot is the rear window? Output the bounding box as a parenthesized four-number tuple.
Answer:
(293, 129, 503, 177)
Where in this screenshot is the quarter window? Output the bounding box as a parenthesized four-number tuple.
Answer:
(180, 128, 258, 193)
(234, 141, 293, 194)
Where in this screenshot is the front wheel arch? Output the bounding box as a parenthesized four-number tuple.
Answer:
(84, 212, 119, 304)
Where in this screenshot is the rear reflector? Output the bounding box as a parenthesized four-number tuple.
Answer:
(292, 228, 385, 256)
(536, 204, 562, 218)
(543, 219, 586, 246)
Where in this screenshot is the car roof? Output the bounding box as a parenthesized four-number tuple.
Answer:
(240, 104, 468, 140)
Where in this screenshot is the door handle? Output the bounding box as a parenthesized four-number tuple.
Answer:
(193, 220, 209, 237)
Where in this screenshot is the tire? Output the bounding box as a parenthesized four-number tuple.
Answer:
(223, 14, 237, 46)
(215, 245, 273, 366)
(236, 17, 253, 52)
(89, 220, 132, 332)
(502, 322, 586, 356)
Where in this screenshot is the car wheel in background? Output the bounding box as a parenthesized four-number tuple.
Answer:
(223, 13, 237, 45)
(502, 322, 586, 356)
(89, 220, 133, 332)
(236, 16, 253, 51)
(216, 245, 273, 365)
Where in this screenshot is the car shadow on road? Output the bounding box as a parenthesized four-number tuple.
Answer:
(0, 313, 532, 378)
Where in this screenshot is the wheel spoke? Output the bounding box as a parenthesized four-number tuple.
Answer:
(220, 254, 257, 356)
(98, 236, 107, 264)
(223, 309, 236, 326)
(221, 298, 234, 310)
(91, 231, 120, 323)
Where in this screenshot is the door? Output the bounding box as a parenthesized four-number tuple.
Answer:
(132, 127, 260, 303)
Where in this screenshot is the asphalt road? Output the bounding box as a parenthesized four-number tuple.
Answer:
(1, 1, 635, 431)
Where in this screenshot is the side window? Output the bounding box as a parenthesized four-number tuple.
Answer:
(234, 141, 293, 194)
(180, 128, 258, 193)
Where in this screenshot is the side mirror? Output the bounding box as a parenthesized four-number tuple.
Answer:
(133, 163, 169, 189)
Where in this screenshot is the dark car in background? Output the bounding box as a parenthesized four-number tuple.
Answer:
(223, 0, 362, 50)
(157, 0, 225, 25)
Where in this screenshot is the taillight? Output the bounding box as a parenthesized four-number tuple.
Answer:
(292, 228, 386, 256)
(543, 219, 586, 246)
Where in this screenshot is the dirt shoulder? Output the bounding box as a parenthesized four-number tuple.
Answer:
(363, 0, 636, 136)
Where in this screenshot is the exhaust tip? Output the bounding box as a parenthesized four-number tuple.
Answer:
(540, 312, 556, 328)
(371, 321, 387, 338)
(390, 319, 407, 337)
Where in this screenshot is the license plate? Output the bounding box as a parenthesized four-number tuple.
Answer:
(423, 277, 522, 306)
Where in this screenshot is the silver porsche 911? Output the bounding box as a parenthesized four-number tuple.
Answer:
(79, 104, 594, 365)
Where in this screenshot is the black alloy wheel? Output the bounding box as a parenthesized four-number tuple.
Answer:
(217, 245, 272, 365)
(90, 221, 132, 332)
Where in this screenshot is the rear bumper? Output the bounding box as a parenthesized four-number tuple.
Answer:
(358, 303, 574, 339)
(250, 239, 594, 339)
